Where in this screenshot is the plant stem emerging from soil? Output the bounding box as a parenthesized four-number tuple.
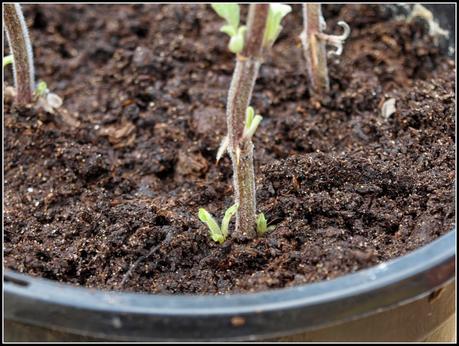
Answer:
(301, 4, 329, 97)
(301, 4, 350, 99)
(227, 4, 269, 239)
(3, 3, 35, 105)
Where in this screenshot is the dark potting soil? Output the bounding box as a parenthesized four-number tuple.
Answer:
(4, 5, 455, 294)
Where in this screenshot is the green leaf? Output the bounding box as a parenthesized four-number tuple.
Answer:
(198, 208, 224, 243)
(244, 106, 263, 138)
(228, 33, 243, 54)
(220, 24, 237, 37)
(257, 213, 275, 235)
(212, 4, 245, 53)
(244, 114, 263, 138)
(256, 213, 268, 234)
(221, 204, 239, 238)
(211, 3, 240, 31)
(3, 55, 13, 68)
(245, 106, 255, 129)
(263, 3, 292, 46)
(228, 26, 246, 53)
(210, 232, 225, 244)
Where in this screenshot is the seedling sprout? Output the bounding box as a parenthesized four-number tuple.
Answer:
(256, 213, 275, 235)
(199, 204, 239, 244)
(199, 3, 290, 242)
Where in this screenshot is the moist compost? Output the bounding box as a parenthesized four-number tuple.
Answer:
(4, 4, 455, 294)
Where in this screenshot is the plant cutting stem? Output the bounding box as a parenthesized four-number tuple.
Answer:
(301, 4, 329, 97)
(227, 4, 268, 239)
(4, 3, 35, 104)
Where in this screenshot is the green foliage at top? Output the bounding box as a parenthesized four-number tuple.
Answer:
(263, 3, 292, 47)
(211, 3, 246, 54)
(212, 3, 291, 53)
(212, 3, 240, 31)
(199, 204, 239, 243)
(3, 55, 13, 68)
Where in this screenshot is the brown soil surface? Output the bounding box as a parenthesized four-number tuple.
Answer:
(4, 4, 455, 294)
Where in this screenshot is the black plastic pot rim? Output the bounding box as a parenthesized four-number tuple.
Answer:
(4, 229, 456, 340)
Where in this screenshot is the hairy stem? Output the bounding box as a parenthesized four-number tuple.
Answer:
(3, 3, 35, 104)
(233, 139, 257, 238)
(227, 4, 268, 239)
(301, 4, 329, 97)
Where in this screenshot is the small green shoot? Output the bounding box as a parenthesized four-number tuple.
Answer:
(199, 204, 239, 244)
(199, 208, 223, 243)
(33, 80, 63, 113)
(229, 27, 246, 54)
(243, 106, 263, 139)
(245, 106, 254, 129)
(263, 4, 292, 47)
(35, 80, 48, 97)
(221, 203, 239, 238)
(256, 213, 275, 235)
(218, 107, 262, 162)
(31, 79, 63, 113)
(3, 55, 13, 68)
(211, 3, 246, 53)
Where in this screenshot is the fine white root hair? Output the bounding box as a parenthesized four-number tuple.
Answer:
(407, 4, 449, 42)
(318, 21, 351, 57)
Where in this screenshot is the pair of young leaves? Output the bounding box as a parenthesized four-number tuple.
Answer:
(211, 3, 292, 53)
(216, 106, 262, 163)
(199, 205, 274, 244)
